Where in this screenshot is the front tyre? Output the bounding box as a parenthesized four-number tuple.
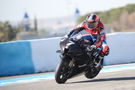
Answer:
(55, 59, 69, 84)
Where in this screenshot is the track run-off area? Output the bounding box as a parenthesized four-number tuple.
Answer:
(1, 63, 135, 90)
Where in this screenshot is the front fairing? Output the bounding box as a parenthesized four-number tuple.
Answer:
(60, 29, 95, 53)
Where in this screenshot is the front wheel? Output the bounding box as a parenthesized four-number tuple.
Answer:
(55, 59, 70, 84)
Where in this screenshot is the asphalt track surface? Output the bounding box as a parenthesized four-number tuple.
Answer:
(1, 63, 135, 90)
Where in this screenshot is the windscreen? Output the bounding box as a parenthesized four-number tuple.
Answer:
(69, 29, 95, 43)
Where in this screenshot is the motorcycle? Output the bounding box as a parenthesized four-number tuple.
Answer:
(55, 29, 104, 84)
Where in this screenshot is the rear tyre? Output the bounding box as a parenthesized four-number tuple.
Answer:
(85, 59, 103, 79)
(85, 67, 102, 79)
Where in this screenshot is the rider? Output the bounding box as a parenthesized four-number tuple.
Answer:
(68, 14, 109, 63)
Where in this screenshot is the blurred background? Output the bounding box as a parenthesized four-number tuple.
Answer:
(0, 0, 135, 42)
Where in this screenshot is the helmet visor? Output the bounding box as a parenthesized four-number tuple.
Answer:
(86, 21, 98, 29)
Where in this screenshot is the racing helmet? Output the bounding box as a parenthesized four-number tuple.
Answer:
(86, 14, 100, 29)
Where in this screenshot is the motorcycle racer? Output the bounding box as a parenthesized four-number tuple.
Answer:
(68, 14, 109, 63)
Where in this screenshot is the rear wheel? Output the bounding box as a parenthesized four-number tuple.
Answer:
(55, 59, 70, 84)
(85, 67, 102, 79)
(85, 59, 103, 79)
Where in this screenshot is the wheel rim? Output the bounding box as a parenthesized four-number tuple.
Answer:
(59, 64, 69, 81)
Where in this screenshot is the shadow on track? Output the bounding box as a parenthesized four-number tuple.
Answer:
(67, 76, 135, 84)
